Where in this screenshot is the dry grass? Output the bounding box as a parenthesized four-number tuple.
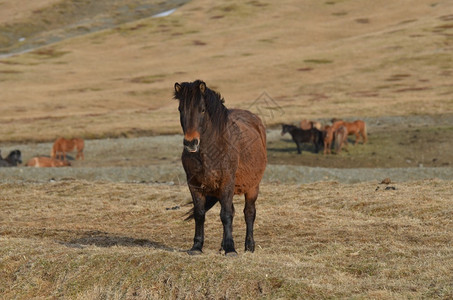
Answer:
(1, 179, 452, 298)
(1, 0, 453, 142)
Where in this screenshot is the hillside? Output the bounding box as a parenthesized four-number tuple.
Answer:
(0, 0, 452, 142)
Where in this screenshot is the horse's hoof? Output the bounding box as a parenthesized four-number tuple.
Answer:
(187, 249, 203, 256)
(225, 251, 238, 257)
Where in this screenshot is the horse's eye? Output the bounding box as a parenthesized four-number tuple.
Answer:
(201, 108, 206, 113)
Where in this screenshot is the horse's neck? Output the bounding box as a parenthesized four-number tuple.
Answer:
(289, 127, 298, 135)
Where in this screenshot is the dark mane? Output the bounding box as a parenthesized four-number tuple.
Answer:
(174, 80, 229, 133)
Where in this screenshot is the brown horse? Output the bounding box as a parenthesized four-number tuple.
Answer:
(300, 119, 322, 131)
(51, 137, 84, 161)
(26, 157, 71, 167)
(323, 125, 335, 154)
(334, 125, 348, 153)
(174, 80, 267, 256)
(331, 120, 367, 145)
(281, 124, 323, 154)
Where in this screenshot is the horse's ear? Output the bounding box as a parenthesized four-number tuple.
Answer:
(199, 81, 206, 94)
(174, 83, 181, 94)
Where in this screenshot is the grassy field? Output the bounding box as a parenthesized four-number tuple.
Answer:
(1, 180, 452, 299)
(1, 0, 452, 142)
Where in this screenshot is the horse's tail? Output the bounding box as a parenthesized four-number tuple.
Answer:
(185, 196, 219, 221)
(362, 122, 368, 143)
(50, 144, 56, 158)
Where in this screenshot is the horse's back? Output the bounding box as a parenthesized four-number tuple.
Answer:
(27, 157, 71, 167)
(228, 109, 267, 194)
(229, 109, 266, 151)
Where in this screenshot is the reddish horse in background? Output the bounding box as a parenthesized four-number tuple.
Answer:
(51, 137, 84, 161)
(26, 157, 71, 167)
(300, 119, 322, 131)
(174, 80, 267, 256)
(334, 125, 348, 153)
(331, 120, 367, 145)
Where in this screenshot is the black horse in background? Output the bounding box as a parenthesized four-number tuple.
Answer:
(0, 149, 22, 167)
(281, 124, 323, 154)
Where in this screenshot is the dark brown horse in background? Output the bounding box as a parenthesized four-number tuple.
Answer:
(174, 80, 267, 256)
(0, 149, 22, 167)
(281, 124, 323, 154)
(51, 137, 84, 161)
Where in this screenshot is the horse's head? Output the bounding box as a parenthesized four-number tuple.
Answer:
(174, 80, 227, 153)
(281, 124, 292, 136)
(7, 150, 22, 165)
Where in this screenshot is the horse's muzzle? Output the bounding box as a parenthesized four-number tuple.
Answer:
(183, 137, 200, 153)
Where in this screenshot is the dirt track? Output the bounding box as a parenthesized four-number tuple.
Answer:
(1, 115, 452, 184)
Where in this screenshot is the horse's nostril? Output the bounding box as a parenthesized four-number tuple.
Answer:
(183, 138, 200, 152)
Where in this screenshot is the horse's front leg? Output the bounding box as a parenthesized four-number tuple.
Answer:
(354, 133, 360, 145)
(188, 188, 206, 255)
(295, 141, 302, 154)
(219, 184, 236, 255)
(244, 186, 259, 252)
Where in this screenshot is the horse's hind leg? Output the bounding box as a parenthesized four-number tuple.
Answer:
(244, 186, 259, 252)
(77, 150, 84, 160)
(361, 130, 368, 144)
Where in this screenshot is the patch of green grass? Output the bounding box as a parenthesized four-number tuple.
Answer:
(304, 59, 334, 64)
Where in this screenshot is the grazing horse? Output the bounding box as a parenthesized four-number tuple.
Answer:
(331, 120, 367, 145)
(174, 80, 267, 256)
(26, 157, 71, 167)
(0, 150, 22, 167)
(281, 124, 323, 154)
(51, 137, 84, 161)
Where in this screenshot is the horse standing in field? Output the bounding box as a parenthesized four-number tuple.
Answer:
(331, 120, 367, 145)
(281, 124, 323, 154)
(334, 125, 348, 154)
(26, 157, 71, 167)
(51, 137, 84, 161)
(0, 150, 22, 167)
(174, 80, 267, 256)
(323, 125, 335, 155)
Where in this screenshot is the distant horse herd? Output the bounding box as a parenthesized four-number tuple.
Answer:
(0, 137, 84, 168)
(281, 118, 367, 155)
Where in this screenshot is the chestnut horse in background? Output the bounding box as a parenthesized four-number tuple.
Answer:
(26, 157, 71, 167)
(174, 80, 267, 256)
(331, 120, 367, 145)
(334, 125, 348, 154)
(323, 125, 335, 154)
(300, 119, 322, 131)
(51, 137, 84, 161)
